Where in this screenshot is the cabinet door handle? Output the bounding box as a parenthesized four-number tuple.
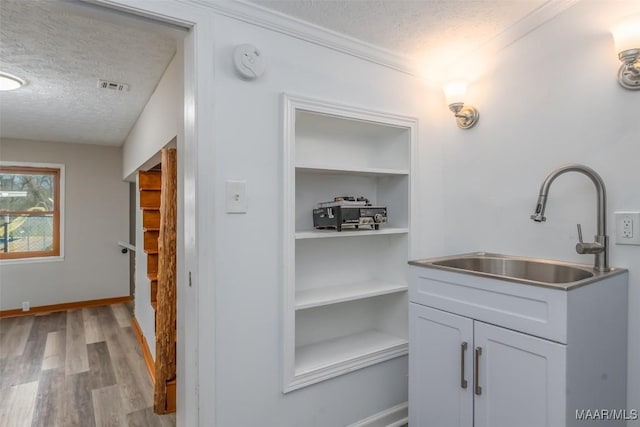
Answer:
(460, 342, 468, 389)
(475, 346, 483, 395)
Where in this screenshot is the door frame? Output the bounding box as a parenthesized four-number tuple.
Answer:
(83, 1, 218, 425)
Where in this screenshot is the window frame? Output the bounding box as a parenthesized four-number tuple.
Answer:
(0, 162, 65, 262)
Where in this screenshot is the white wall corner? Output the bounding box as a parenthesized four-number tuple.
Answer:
(346, 402, 408, 427)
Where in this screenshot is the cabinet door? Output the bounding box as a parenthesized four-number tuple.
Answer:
(474, 321, 566, 427)
(409, 303, 473, 427)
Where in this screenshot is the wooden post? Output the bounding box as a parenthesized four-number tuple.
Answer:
(154, 148, 177, 413)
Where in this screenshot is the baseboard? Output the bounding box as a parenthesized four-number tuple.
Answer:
(347, 402, 408, 427)
(131, 316, 177, 414)
(131, 316, 156, 384)
(0, 296, 132, 318)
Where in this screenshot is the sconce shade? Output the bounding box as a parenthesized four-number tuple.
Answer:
(612, 18, 640, 54)
(442, 80, 479, 129)
(443, 81, 468, 105)
(612, 16, 640, 90)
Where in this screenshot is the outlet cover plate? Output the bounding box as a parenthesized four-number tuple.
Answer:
(614, 212, 640, 245)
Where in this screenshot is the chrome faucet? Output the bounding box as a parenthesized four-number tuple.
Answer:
(530, 164, 610, 272)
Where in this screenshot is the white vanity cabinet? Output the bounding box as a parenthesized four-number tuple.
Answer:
(410, 304, 566, 427)
(409, 262, 628, 427)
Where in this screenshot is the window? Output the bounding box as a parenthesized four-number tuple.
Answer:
(0, 165, 62, 260)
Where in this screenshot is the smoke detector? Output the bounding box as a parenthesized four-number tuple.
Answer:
(97, 79, 129, 91)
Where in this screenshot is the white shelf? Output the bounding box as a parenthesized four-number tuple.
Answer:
(296, 164, 409, 177)
(283, 95, 415, 392)
(295, 227, 409, 240)
(296, 280, 408, 310)
(295, 330, 408, 376)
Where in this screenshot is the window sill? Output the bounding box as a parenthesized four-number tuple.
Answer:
(0, 255, 65, 265)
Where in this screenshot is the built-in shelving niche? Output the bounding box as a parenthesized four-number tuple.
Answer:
(283, 94, 415, 392)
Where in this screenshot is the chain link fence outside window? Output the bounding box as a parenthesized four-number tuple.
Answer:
(1, 214, 54, 253)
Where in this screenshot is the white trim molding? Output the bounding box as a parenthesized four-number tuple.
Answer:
(347, 402, 409, 427)
(464, 0, 580, 61)
(189, 0, 578, 77)
(191, 0, 414, 73)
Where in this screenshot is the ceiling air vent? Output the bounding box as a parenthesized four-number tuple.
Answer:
(97, 79, 129, 92)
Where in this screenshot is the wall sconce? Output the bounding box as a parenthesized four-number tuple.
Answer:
(443, 81, 479, 129)
(612, 17, 640, 90)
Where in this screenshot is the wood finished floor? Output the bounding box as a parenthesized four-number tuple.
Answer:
(0, 303, 176, 427)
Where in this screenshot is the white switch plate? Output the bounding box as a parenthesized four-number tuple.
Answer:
(614, 212, 640, 245)
(226, 180, 247, 213)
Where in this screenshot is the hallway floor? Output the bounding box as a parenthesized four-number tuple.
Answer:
(0, 303, 175, 426)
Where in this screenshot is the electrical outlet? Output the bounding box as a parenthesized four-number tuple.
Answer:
(622, 218, 633, 238)
(615, 212, 640, 245)
(21, 301, 30, 312)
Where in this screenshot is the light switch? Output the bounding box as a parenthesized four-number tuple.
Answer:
(226, 180, 247, 213)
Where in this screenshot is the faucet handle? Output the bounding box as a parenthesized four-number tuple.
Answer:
(576, 223, 604, 255)
(577, 224, 584, 243)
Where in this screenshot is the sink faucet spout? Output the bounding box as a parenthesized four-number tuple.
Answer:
(530, 194, 548, 222)
(530, 164, 609, 272)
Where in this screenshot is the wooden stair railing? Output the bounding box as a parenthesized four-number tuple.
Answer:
(137, 150, 177, 414)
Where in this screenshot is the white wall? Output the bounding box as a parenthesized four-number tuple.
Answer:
(0, 138, 129, 310)
(207, 13, 442, 427)
(93, 0, 640, 424)
(425, 0, 640, 411)
(126, 47, 184, 361)
(122, 51, 182, 180)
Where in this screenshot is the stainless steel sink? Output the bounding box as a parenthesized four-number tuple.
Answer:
(409, 253, 625, 289)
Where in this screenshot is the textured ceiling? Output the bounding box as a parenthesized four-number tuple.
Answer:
(250, 0, 548, 68)
(0, 0, 180, 146)
(0, 0, 558, 146)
